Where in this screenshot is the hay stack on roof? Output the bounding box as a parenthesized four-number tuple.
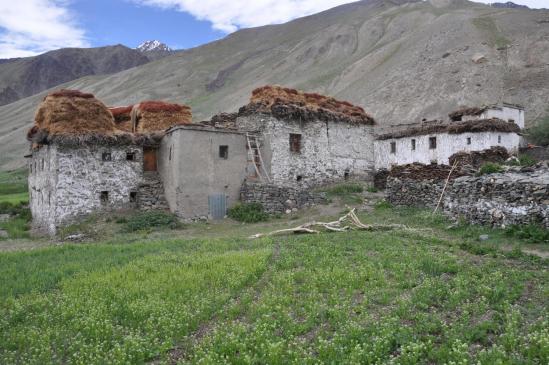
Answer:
(109, 105, 133, 132)
(33, 89, 117, 136)
(240, 85, 375, 125)
(131, 101, 192, 133)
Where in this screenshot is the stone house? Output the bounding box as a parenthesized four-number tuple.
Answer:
(26, 87, 529, 235)
(374, 105, 523, 170)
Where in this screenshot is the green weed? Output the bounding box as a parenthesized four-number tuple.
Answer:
(505, 224, 549, 244)
(478, 162, 504, 176)
(228, 203, 269, 223)
(124, 211, 182, 232)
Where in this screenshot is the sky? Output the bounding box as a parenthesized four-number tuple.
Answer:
(0, 0, 546, 59)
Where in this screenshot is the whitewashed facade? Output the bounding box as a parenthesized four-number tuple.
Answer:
(374, 131, 520, 170)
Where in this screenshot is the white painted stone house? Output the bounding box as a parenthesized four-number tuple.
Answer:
(374, 104, 523, 170)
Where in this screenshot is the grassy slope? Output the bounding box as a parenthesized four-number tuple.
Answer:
(0, 204, 547, 364)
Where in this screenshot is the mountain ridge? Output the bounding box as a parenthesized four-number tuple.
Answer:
(0, 0, 548, 170)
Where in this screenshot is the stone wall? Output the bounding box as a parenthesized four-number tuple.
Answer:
(236, 115, 374, 188)
(386, 167, 549, 227)
(386, 178, 444, 208)
(445, 169, 549, 228)
(240, 181, 327, 214)
(29, 144, 151, 235)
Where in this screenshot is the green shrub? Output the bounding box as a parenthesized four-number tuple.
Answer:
(504, 224, 549, 244)
(477, 162, 504, 176)
(526, 116, 549, 146)
(506, 154, 537, 167)
(323, 183, 363, 195)
(124, 211, 182, 232)
(374, 200, 392, 210)
(367, 186, 379, 193)
(228, 203, 269, 223)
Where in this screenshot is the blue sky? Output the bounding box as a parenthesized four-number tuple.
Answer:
(0, 0, 546, 59)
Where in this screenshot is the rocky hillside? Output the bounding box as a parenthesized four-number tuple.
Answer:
(0, 45, 152, 106)
(1, 0, 548, 170)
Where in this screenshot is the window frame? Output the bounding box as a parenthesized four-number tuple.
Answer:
(219, 145, 229, 160)
(390, 141, 396, 154)
(429, 137, 437, 150)
(289, 133, 302, 154)
(411, 139, 416, 151)
(102, 152, 112, 162)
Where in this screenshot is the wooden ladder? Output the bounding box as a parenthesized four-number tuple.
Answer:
(246, 133, 271, 183)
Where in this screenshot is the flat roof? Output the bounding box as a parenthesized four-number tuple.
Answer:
(166, 123, 245, 135)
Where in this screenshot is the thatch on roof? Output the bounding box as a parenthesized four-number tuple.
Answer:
(449, 106, 485, 121)
(202, 112, 238, 129)
(131, 101, 192, 133)
(238, 85, 375, 125)
(34, 89, 117, 136)
(109, 105, 133, 132)
(376, 118, 521, 140)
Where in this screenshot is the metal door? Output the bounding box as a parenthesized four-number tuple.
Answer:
(208, 193, 227, 220)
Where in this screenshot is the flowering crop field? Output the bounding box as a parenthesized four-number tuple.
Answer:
(0, 218, 547, 364)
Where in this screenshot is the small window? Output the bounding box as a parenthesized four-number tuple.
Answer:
(296, 175, 303, 182)
(126, 152, 136, 161)
(289, 134, 302, 153)
(508, 119, 515, 123)
(169, 146, 172, 161)
(390, 142, 396, 154)
(429, 137, 437, 149)
(411, 139, 416, 151)
(344, 171, 350, 181)
(100, 191, 109, 205)
(219, 145, 229, 159)
(102, 152, 112, 162)
(467, 137, 471, 145)
(129, 192, 137, 203)
(498, 135, 502, 144)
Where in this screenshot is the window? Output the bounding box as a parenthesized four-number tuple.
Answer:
(102, 152, 112, 162)
(289, 134, 302, 153)
(126, 152, 136, 161)
(390, 142, 396, 154)
(129, 192, 137, 203)
(344, 171, 350, 181)
(429, 137, 437, 149)
(498, 135, 502, 144)
(169, 146, 172, 161)
(411, 139, 416, 151)
(296, 175, 303, 182)
(100, 191, 109, 205)
(219, 145, 229, 159)
(467, 137, 471, 145)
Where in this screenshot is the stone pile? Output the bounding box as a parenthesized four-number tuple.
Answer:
(449, 146, 509, 169)
(389, 163, 467, 181)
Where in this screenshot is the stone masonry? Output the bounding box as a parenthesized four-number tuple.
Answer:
(240, 181, 327, 214)
(387, 166, 549, 228)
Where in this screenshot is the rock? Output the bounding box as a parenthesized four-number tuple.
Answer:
(472, 53, 487, 63)
(65, 233, 85, 241)
(292, 208, 298, 213)
(285, 209, 292, 214)
(479, 234, 490, 241)
(0, 214, 10, 222)
(0, 229, 8, 238)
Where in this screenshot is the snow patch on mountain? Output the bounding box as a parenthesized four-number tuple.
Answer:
(136, 40, 172, 52)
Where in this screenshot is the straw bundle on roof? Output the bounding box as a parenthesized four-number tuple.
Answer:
(449, 107, 485, 121)
(34, 89, 116, 136)
(131, 101, 192, 133)
(240, 85, 375, 125)
(109, 105, 133, 132)
(376, 118, 520, 140)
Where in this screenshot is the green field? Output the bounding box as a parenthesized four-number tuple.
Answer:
(0, 201, 547, 364)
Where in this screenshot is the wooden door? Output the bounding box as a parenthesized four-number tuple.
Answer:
(143, 148, 157, 171)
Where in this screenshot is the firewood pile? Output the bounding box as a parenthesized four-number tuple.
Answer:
(389, 163, 469, 181)
(449, 146, 510, 169)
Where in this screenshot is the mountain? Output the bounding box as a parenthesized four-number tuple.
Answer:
(491, 2, 529, 9)
(137, 40, 173, 52)
(0, 45, 150, 106)
(1, 0, 548, 170)
(136, 40, 176, 61)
